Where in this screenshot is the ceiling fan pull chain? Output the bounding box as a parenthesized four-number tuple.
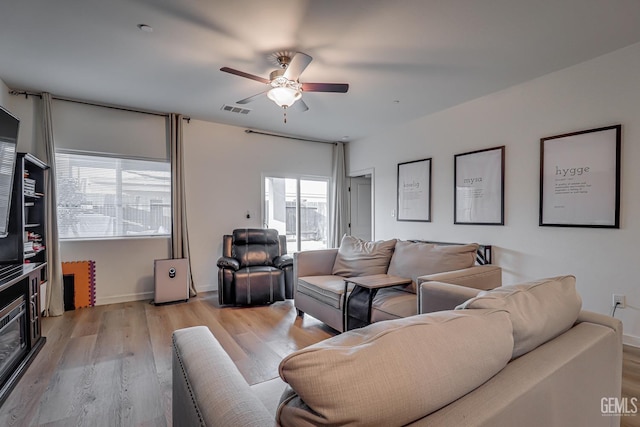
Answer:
(283, 106, 287, 124)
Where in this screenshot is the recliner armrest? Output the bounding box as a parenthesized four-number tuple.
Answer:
(217, 256, 240, 271)
(274, 254, 293, 269)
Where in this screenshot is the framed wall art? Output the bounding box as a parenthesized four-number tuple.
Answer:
(539, 124, 621, 228)
(454, 146, 505, 225)
(397, 158, 431, 222)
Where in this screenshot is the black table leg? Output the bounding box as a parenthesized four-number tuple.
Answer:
(345, 286, 378, 331)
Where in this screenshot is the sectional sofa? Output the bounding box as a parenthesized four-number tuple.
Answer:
(294, 236, 502, 331)
(172, 275, 622, 426)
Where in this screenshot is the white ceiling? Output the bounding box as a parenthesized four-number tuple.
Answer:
(2, 0, 640, 142)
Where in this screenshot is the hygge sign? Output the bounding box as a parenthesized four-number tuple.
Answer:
(601, 397, 638, 417)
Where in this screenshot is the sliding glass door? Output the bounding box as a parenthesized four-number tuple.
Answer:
(264, 176, 329, 253)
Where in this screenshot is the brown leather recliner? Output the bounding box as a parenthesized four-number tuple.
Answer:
(217, 228, 293, 305)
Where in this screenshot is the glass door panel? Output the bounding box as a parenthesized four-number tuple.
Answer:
(265, 176, 328, 253)
(300, 180, 328, 251)
(264, 177, 297, 253)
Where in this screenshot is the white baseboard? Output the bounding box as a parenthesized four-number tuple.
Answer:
(623, 334, 640, 348)
(196, 283, 217, 293)
(94, 283, 217, 306)
(96, 291, 154, 306)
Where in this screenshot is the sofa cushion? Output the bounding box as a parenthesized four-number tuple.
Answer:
(387, 241, 479, 292)
(296, 275, 354, 309)
(277, 309, 513, 426)
(371, 287, 417, 321)
(331, 235, 397, 277)
(457, 275, 581, 359)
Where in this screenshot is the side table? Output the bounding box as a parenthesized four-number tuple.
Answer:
(344, 274, 412, 331)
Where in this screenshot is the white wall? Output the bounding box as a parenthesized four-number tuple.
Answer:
(6, 94, 173, 304)
(348, 41, 640, 342)
(60, 237, 171, 304)
(0, 79, 8, 106)
(5, 89, 37, 154)
(183, 120, 333, 291)
(3, 93, 334, 303)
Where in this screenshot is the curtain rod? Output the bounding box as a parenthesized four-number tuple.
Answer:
(8, 89, 191, 121)
(244, 129, 336, 145)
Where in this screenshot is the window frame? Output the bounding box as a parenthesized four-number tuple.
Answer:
(55, 149, 172, 241)
(262, 173, 331, 253)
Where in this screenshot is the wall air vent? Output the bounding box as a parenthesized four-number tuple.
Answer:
(221, 105, 251, 115)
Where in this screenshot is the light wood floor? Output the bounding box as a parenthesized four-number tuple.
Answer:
(0, 293, 333, 426)
(0, 292, 638, 426)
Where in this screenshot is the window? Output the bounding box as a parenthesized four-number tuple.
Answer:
(56, 152, 171, 239)
(264, 176, 329, 252)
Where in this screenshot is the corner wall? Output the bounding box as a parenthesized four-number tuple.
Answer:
(347, 42, 640, 342)
(182, 120, 333, 292)
(3, 89, 333, 304)
(0, 79, 8, 106)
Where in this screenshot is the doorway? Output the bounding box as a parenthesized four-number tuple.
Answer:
(349, 173, 373, 241)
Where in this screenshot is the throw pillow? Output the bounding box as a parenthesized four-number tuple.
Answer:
(387, 241, 479, 292)
(277, 309, 513, 426)
(331, 235, 397, 277)
(457, 275, 581, 359)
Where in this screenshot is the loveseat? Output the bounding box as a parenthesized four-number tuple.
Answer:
(294, 236, 501, 331)
(172, 275, 622, 426)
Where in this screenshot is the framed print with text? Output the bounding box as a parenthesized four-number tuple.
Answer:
(540, 124, 621, 228)
(454, 146, 505, 225)
(397, 158, 431, 222)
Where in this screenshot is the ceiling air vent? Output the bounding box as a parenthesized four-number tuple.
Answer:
(221, 104, 251, 115)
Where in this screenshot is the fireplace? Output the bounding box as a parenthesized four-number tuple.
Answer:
(0, 295, 27, 387)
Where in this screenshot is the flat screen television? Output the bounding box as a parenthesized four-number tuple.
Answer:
(0, 106, 19, 238)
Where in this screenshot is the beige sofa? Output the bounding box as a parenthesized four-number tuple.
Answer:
(294, 237, 502, 332)
(172, 276, 622, 426)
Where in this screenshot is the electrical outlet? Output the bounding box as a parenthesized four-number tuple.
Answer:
(612, 294, 626, 309)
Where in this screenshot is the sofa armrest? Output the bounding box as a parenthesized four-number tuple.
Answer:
(577, 310, 623, 341)
(418, 281, 484, 313)
(172, 326, 273, 426)
(217, 256, 240, 271)
(294, 249, 338, 279)
(417, 265, 502, 291)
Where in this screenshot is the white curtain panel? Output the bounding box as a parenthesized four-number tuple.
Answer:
(170, 113, 196, 296)
(330, 142, 348, 248)
(41, 93, 64, 316)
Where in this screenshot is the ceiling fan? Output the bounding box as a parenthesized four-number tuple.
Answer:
(220, 51, 349, 121)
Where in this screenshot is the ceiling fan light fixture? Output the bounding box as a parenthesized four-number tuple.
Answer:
(221, 51, 348, 116)
(267, 87, 301, 108)
(267, 76, 303, 108)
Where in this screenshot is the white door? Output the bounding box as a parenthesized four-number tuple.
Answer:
(349, 176, 372, 241)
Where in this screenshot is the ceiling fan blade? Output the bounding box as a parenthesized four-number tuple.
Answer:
(220, 67, 270, 84)
(302, 82, 349, 93)
(283, 52, 313, 80)
(237, 91, 267, 104)
(292, 99, 309, 112)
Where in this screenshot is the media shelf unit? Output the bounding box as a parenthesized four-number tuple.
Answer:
(0, 259, 47, 405)
(0, 153, 48, 406)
